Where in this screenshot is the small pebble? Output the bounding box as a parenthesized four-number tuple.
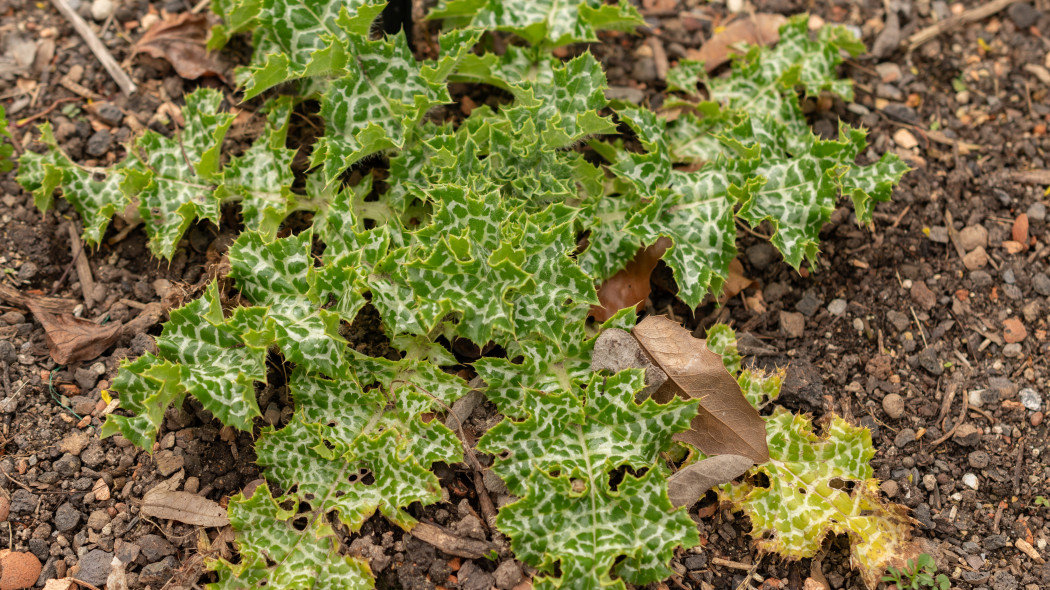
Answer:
(90, 0, 113, 20)
(962, 246, 989, 270)
(961, 473, 979, 490)
(881, 393, 905, 420)
(1027, 202, 1047, 222)
(968, 450, 990, 469)
(922, 473, 937, 491)
(779, 311, 805, 339)
(1019, 388, 1042, 412)
(880, 479, 899, 498)
(958, 225, 989, 251)
(893, 128, 918, 149)
(827, 298, 847, 316)
(894, 427, 916, 448)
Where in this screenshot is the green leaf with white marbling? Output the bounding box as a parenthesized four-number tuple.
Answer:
(0, 104, 14, 173)
(255, 365, 465, 532)
(102, 283, 269, 443)
(225, 0, 388, 98)
(17, 122, 132, 245)
(311, 31, 479, 182)
(430, 0, 644, 47)
(211, 483, 376, 589)
(121, 88, 234, 258)
(480, 370, 699, 589)
(216, 98, 297, 239)
(721, 408, 915, 589)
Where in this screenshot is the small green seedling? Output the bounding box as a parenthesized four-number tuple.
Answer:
(882, 554, 950, 590)
(1035, 496, 1049, 508)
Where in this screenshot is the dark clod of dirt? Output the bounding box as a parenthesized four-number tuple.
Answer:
(1007, 3, 1043, 28)
(74, 549, 114, 586)
(85, 129, 112, 157)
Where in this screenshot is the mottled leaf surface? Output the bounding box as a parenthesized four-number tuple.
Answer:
(480, 371, 699, 589)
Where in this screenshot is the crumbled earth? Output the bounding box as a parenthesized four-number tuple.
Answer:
(1, 0, 1049, 588)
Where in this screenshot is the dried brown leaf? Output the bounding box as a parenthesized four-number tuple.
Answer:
(718, 257, 755, 305)
(132, 13, 226, 81)
(631, 315, 769, 463)
(590, 237, 672, 322)
(667, 454, 753, 507)
(25, 303, 122, 365)
(687, 13, 787, 72)
(140, 490, 230, 527)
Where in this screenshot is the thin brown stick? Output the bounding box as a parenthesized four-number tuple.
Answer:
(908, 0, 1019, 51)
(66, 222, 98, 309)
(15, 97, 81, 128)
(49, 0, 137, 95)
(929, 391, 968, 450)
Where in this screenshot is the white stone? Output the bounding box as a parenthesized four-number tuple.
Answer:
(893, 129, 919, 149)
(962, 473, 979, 490)
(968, 389, 985, 408)
(1020, 388, 1042, 412)
(827, 299, 847, 316)
(90, 0, 113, 21)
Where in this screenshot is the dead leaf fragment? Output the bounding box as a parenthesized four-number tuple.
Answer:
(1003, 317, 1027, 343)
(667, 454, 753, 507)
(719, 257, 755, 305)
(132, 13, 226, 80)
(686, 14, 787, 72)
(590, 237, 671, 322)
(632, 316, 769, 463)
(25, 303, 122, 365)
(141, 490, 230, 527)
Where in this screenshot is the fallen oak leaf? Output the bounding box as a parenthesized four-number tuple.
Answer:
(590, 237, 671, 322)
(592, 315, 769, 463)
(686, 13, 787, 72)
(140, 490, 230, 527)
(133, 13, 226, 81)
(25, 302, 122, 365)
(632, 315, 769, 463)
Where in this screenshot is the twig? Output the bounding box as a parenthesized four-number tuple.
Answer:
(908, 0, 1019, 51)
(49, 0, 137, 95)
(929, 391, 968, 450)
(1012, 440, 1024, 496)
(15, 97, 81, 128)
(66, 223, 98, 309)
(711, 557, 757, 571)
(50, 243, 83, 296)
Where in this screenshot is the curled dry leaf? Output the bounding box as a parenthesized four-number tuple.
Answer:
(25, 302, 122, 365)
(686, 13, 787, 72)
(667, 454, 754, 507)
(590, 237, 671, 322)
(133, 13, 226, 81)
(719, 257, 755, 305)
(140, 490, 230, 527)
(632, 315, 769, 463)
